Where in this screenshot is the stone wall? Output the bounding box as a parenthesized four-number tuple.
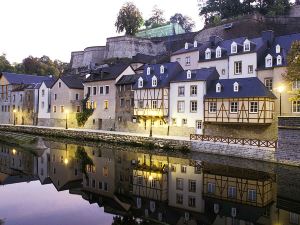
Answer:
(276, 116, 300, 164)
(70, 46, 106, 69)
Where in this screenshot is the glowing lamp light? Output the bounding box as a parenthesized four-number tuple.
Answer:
(12, 149, 17, 155)
(13, 109, 16, 113)
(65, 109, 69, 114)
(278, 85, 285, 93)
(148, 175, 153, 181)
(64, 158, 69, 165)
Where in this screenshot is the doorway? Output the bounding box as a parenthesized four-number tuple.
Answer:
(195, 120, 203, 135)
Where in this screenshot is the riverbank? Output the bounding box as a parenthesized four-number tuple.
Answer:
(0, 124, 298, 167)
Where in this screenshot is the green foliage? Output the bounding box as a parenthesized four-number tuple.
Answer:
(170, 13, 195, 32)
(115, 2, 144, 35)
(0, 54, 14, 73)
(144, 5, 166, 28)
(75, 146, 93, 177)
(76, 95, 94, 127)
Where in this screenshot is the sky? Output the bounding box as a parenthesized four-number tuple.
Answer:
(0, 0, 204, 64)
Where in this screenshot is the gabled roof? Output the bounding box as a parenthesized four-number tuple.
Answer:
(84, 63, 131, 83)
(116, 74, 139, 85)
(54, 75, 84, 89)
(42, 76, 56, 88)
(170, 67, 219, 83)
(0, 72, 50, 85)
(205, 78, 276, 99)
(172, 42, 202, 56)
(132, 62, 183, 89)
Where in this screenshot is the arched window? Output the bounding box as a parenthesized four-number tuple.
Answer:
(276, 44, 281, 54)
(231, 42, 237, 54)
(152, 76, 157, 87)
(216, 83, 221, 93)
(147, 67, 151, 75)
(138, 77, 143, 88)
(243, 39, 250, 52)
(233, 82, 239, 92)
(205, 48, 211, 60)
(216, 46, 222, 58)
(187, 70, 192, 79)
(160, 65, 164, 74)
(265, 54, 273, 68)
(185, 42, 189, 50)
(194, 41, 198, 48)
(277, 55, 282, 65)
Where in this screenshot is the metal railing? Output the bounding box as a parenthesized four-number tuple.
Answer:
(190, 134, 277, 148)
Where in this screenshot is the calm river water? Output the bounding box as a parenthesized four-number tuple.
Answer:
(0, 137, 299, 225)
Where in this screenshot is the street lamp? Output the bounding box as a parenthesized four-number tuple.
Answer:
(13, 109, 16, 125)
(149, 117, 153, 137)
(278, 85, 285, 116)
(65, 109, 69, 129)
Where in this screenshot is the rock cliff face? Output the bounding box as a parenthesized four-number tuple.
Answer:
(70, 12, 300, 70)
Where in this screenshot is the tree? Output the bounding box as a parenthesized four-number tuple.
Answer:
(115, 2, 143, 35)
(283, 41, 300, 100)
(170, 13, 195, 32)
(266, 0, 291, 16)
(144, 5, 166, 28)
(0, 54, 14, 72)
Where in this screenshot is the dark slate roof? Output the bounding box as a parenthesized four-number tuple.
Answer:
(58, 75, 84, 89)
(172, 42, 202, 55)
(205, 78, 276, 99)
(84, 63, 131, 83)
(116, 74, 139, 85)
(0, 72, 50, 85)
(43, 76, 56, 88)
(258, 32, 300, 69)
(132, 62, 183, 90)
(170, 67, 219, 83)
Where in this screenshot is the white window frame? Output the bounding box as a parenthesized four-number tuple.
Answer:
(244, 39, 250, 52)
(105, 85, 110, 94)
(250, 101, 258, 113)
(265, 54, 273, 68)
(177, 101, 185, 113)
(147, 67, 151, 75)
(276, 44, 281, 54)
(216, 46, 222, 58)
(264, 78, 273, 91)
(190, 101, 197, 113)
(190, 85, 197, 96)
(208, 182, 216, 194)
(138, 77, 143, 88)
(234, 61, 242, 75)
(193, 41, 198, 48)
(185, 56, 191, 66)
(160, 65, 164, 74)
(178, 86, 185, 96)
(233, 82, 239, 92)
(184, 42, 189, 50)
(209, 102, 217, 113)
(277, 55, 282, 65)
(230, 101, 238, 113)
(216, 83, 221, 93)
(293, 80, 300, 90)
(205, 48, 211, 60)
(231, 42, 237, 54)
(152, 76, 157, 87)
(187, 70, 192, 79)
(248, 65, 254, 74)
(247, 189, 257, 202)
(152, 100, 157, 109)
(292, 100, 300, 113)
(228, 186, 237, 198)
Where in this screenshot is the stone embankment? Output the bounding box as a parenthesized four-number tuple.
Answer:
(0, 124, 298, 167)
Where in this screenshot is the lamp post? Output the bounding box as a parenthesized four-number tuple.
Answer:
(13, 109, 16, 125)
(65, 110, 69, 129)
(278, 85, 285, 116)
(149, 117, 153, 137)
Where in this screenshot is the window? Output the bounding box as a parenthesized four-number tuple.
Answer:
(184, 42, 189, 49)
(231, 42, 237, 53)
(104, 182, 108, 191)
(53, 106, 57, 113)
(230, 102, 238, 113)
(292, 100, 300, 113)
(228, 186, 237, 198)
(248, 65, 253, 74)
(265, 54, 273, 68)
(152, 76, 157, 87)
(216, 47, 221, 58)
(208, 182, 216, 194)
(150, 179, 156, 188)
(248, 189, 257, 202)
(276, 44, 281, 54)
(20, 94, 23, 102)
(190, 101, 197, 113)
(105, 85, 109, 94)
(99, 86, 104, 94)
(42, 89, 45, 97)
(120, 98, 125, 108)
(194, 40, 198, 48)
(181, 165, 187, 173)
(87, 87, 91, 96)
(138, 78, 143, 88)
(188, 196, 196, 207)
(234, 61, 242, 75)
(76, 106, 81, 112)
(187, 70, 191, 79)
(75, 93, 79, 100)
(138, 100, 144, 108)
(60, 106, 64, 113)
(293, 81, 300, 90)
(205, 48, 211, 60)
(190, 85, 197, 96)
(216, 83, 221, 92)
(178, 86, 185, 96)
(152, 100, 157, 109)
(147, 67, 151, 75)
(250, 101, 258, 113)
(103, 166, 108, 177)
(182, 118, 187, 125)
(277, 55, 282, 65)
(54, 94, 57, 100)
(189, 180, 196, 192)
(160, 65, 164, 74)
(176, 194, 183, 204)
(176, 178, 183, 190)
(137, 176, 143, 185)
(244, 39, 250, 51)
(92, 87, 96, 95)
(222, 69, 226, 75)
(209, 102, 217, 113)
(265, 78, 273, 91)
(233, 82, 239, 92)
(104, 100, 109, 109)
(185, 56, 191, 66)
(177, 101, 185, 113)
(290, 212, 300, 224)
(58, 82, 61, 88)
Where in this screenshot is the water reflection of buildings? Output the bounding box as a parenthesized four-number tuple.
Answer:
(1, 140, 300, 225)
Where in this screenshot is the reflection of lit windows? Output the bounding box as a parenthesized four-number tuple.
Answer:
(104, 100, 109, 109)
(208, 182, 216, 194)
(292, 101, 300, 113)
(150, 179, 156, 188)
(189, 180, 196, 192)
(137, 176, 143, 185)
(152, 100, 157, 109)
(181, 165, 187, 173)
(188, 196, 196, 207)
(176, 178, 183, 190)
(290, 212, 300, 224)
(176, 194, 183, 204)
(103, 166, 108, 177)
(228, 186, 237, 199)
(248, 189, 257, 202)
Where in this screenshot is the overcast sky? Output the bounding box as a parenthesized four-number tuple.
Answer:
(0, 0, 204, 64)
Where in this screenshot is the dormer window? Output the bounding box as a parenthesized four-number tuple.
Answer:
(185, 42, 189, 50)
(233, 82, 239, 92)
(147, 67, 151, 75)
(276, 44, 281, 54)
(231, 42, 237, 54)
(277, 55, 282, 65)
(205, 48, 211, 60)
(187, 70, 192, 79)
(265, 54, 273, 68)
(138, 77, 143, 88)
(216, 83, 221, 93)
(244, 39, 250, 52)
(152, 76, 157, 87)
(160, 65, 164, 74)
(194, 41, 198, 48)
(216, 46, 222, 58)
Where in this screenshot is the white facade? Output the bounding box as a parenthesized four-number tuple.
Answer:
(38, 82, 51, 122)
(228, 53, 257, 79)
(198, 59, 228, 80)
(169, 81, 206, 134)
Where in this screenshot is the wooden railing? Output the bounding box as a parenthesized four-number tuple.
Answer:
(190, 134, 277, 148)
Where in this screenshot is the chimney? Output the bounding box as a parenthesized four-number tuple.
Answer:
(262, 30, 274, 47)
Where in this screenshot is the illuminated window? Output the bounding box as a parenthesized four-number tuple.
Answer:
(216, 46, 221, 58)
(104, 100, 109, 109)
(292, 100, 300, 113)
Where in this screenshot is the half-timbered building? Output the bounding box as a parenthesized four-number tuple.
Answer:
(132, 62, 183, 133)
(204, 78, 276, 124)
